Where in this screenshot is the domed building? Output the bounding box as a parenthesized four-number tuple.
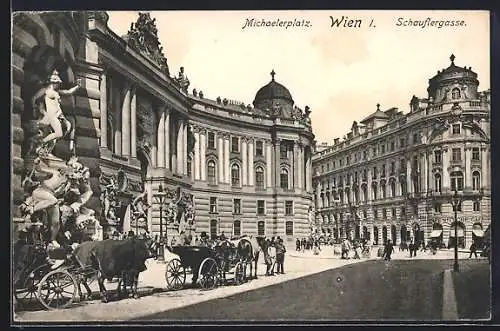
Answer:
(189, 69, 315, 240)
(312, 54, 490, 249)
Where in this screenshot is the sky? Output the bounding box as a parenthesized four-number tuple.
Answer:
(106, 10, 490, 144)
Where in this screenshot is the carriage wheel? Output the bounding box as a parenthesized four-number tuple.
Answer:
(199, 258, 219, 290)
(37, 269, 78, 310)
(14, 264, 51, 308)
(234, 262, 245, 285)
(165, 259, 186, 291)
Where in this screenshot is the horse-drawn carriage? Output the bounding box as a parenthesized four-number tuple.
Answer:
(13, 225, 87, 311)
(14, 222, 157, 311)
(164, 240, 247, 291)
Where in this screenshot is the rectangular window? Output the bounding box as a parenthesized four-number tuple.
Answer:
(280, 143, 288, 159)
(473, 201, 480, 212)
(381, 144, 386, 154)
(390, 162, 395, 175)
(372, 147, 377, 156)
(231, 137, 239, 153)
(285, 221, 293, 235)
(363, 151, 367, 160)
(285, 201, 293, 215)
(339, 159, 343, 166)
(401, 207, 406, 217)
(472, 147, 480, 161)
(255, 140, 263, 156)
(373, 167, 377, 179)
(413, 133, 419, 144)
(209, 197, 218, 213)
(233, 198, 241, 214)
(434, 150, 442, 163)
(382, 209, 387, 218)
(333, 160, 336, 169)
(392, 208, 396, 218)
(233, 221, 241, 236)
(434, 203, 442, 213)
(452, 148, 461, 162)
(257, 200, 265, 215)
(381, 165, 386, 177)
(208, 132, 216, 149)
(400, 138, 406, 148)
(452, 124, 461, 135)
(390, 141, 395, 151)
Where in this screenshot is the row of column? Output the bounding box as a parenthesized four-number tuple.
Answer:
(100, 72, 137, 158)
(189, 131, 312, 190)
(100, 71, 190, 176)
(315, 145, 489, 209)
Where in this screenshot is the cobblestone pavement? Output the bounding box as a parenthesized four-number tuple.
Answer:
(14, 246, 479, 322)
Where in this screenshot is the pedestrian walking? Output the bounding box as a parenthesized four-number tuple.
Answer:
(276, 238, 286, 274)
(301, 238, 306, 253)
(296, 238, 301, 251)
(383, 239, 394, 261)
(469, 242, 478, 258)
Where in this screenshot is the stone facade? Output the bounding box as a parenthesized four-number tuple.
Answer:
(312, 55, 491, 248)
(11, 11, 314, 242)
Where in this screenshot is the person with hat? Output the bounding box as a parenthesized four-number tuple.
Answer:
(32, 69, 81, 156)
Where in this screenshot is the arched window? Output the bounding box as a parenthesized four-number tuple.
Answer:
(372, 183, 378, 200)
(339, 191, 344, 204)
(434, 173, 442, 193)
(472, 171, 480, 191)
(390, 181, 396, 197)
(231, 163, 240, 187)
(452, 88, 461, 99)
(401, 181, 407, 195)
(255, 166, 264, 188)
(285, 221, 294, 235)
(257, 221, 265, 236)
(280, 168, 289, 189)
(354, 188, 359, 204)
(450, 171, 464, 191)
(207, 160, 216, 184)
(210, 219, 218, 240)
(233, 220, 241, 236)
(362, 186, 368, 202)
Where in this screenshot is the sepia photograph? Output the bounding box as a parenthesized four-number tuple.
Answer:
(11, 9, 491, 324)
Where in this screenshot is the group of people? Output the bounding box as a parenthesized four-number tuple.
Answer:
(295, 237, 323, 254)
(264, 236, 287, 276)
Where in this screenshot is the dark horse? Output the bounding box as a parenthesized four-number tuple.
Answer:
(72, 236, 156, 302)
(236, 236, 268, 280)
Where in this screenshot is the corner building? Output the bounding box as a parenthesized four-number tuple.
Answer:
(11, 11, 314, 241)
(312, 55, 490, 248)
(188, 70, 315, 241)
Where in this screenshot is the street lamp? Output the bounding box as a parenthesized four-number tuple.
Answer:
(451, 190, 462, 272)
(153, 184, 167, 261)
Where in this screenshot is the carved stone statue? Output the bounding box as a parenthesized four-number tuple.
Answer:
(131, 187, 150, 228)
(31, 70, 80, 158)
(177, 67, 190, 93)
(19, 156, 95, 249)
(126, 13, 169, 75)
(99, 173, 122, 227)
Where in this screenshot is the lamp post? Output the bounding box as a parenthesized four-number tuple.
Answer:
(451, 190, 462, 272)
(154, 184, 167, 261)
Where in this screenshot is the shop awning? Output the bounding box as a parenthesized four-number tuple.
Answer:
(430, 229, 443, 238)
(449, 229, 465, 237)
(472, 229, 484, 237)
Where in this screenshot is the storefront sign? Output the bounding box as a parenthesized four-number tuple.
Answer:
(430, 216, 482, 225)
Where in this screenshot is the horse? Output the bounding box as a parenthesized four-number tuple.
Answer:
(236, 235, 268, 280)
(72, 236, 156, 302)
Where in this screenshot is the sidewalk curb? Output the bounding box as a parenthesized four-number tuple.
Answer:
(442, 269, 458, 320)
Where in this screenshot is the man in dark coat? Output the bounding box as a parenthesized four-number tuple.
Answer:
(383, 239, 394, 261)
(275, 238, 286, 274)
